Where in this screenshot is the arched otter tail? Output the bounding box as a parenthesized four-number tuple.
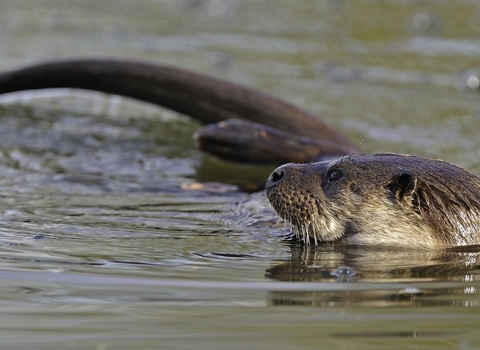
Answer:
(0, 59, 355, 163)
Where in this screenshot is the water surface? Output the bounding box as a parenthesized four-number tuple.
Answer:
(1, 1, 480, 349)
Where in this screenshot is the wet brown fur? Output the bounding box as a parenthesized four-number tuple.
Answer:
(266, 154, 480, 249)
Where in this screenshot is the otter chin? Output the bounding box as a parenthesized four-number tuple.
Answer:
(265, 154, 480, 249)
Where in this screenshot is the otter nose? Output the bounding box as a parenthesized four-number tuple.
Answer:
(265, 163, 293, 190)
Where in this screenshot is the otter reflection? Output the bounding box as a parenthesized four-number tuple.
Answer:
(265, 245, 480, 307)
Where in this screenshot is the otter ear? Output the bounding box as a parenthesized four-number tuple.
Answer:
(388, 170, 418, 205)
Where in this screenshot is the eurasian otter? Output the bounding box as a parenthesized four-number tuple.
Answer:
(1, 59, 480, 249)
(266, 153, 480, 249)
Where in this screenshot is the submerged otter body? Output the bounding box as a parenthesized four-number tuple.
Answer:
(266, 154, 480, 249)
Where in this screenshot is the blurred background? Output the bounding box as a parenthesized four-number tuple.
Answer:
(2, 0, 480, 168)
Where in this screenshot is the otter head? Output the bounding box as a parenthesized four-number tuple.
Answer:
(265, 154, 480, 248)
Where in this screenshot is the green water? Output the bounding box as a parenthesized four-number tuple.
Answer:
(1, 0, 480, 349)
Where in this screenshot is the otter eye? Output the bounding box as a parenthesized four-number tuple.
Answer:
(328, 169, 343, 183)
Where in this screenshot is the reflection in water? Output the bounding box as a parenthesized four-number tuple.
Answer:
(330, 265, 357, 282)
(330, 330, 463, 340)
(265, 245, 480, 307)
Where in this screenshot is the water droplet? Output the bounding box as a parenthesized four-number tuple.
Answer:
(413, 13, 431, 31)
(330, 266, 357, 277)
(466, 75, 480, 90)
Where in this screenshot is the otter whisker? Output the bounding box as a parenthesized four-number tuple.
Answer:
(312, 223, 318, 246)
